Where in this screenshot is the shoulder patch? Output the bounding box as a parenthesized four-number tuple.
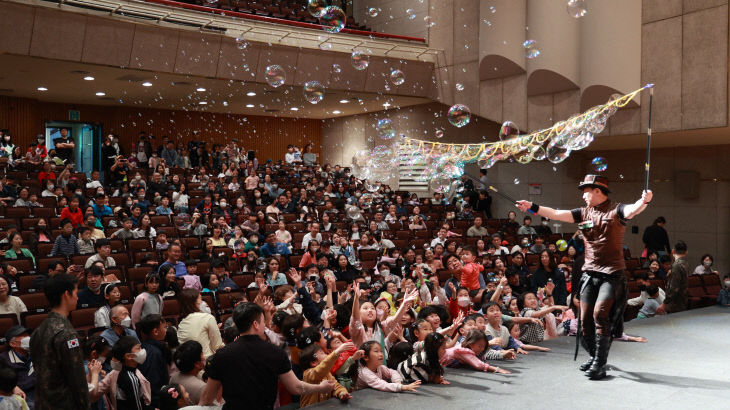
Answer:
(67, 338, 80, 349)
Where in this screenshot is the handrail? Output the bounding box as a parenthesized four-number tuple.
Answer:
(143, 0, 427, 43)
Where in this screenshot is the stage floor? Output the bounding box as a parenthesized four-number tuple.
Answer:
(309, 306, 730, 410)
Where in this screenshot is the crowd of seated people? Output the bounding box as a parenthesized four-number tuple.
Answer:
(0, 130, 726, 409)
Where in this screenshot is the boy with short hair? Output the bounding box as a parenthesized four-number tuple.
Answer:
(483, 301, 526, 354)
(459, 246, 486, 303)
(77, 227, 95, 255)
(637, 286, 660, 319)
(93, 335, 151, 409)
(299, 341, 354, 407)
(155, 233, 170, 251)
(0, 367, 28, 409)
(111, 218, 136, 240)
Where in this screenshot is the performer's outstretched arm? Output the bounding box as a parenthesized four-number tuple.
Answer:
(621, 190, 653, 219)
(515, 201, 576, 223)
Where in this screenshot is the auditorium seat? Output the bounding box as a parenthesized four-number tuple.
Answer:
(22, 312, 48, 330)
(701, 274, 721, 299)
(687, 275, 714, 308)
(20, 293, 49, 313)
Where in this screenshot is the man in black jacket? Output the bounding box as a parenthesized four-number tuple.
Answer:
(642, 216, 671, 256)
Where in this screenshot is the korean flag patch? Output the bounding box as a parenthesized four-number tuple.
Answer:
(67, 338, 80, 349)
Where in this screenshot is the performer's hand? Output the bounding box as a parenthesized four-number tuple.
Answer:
(516, 200, 532, 213)
(642, 190, 653, 204)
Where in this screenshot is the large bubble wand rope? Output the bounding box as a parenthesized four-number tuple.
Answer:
(645, 84, 654, 191)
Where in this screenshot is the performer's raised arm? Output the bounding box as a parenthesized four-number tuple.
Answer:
(515, 200, 576, 224)
(621, 190, 653, 220)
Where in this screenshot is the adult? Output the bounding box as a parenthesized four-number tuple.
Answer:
(642, 216, 671, 257)
(199, 302, 334, 408)
(1, 326, 35, 407)
(517, 215, 537, 235)
(516, 174, 651, 380)
(76, 266, 105, 309)
(301, 222, 322, 250)
(176, 289, 223, 359)
(159, 244, 187, 277)
(170, 341, 206, 405)
(693, 253, 719, 276)
(531, 250, 569, 306)
(466, 216, 489, 237)
(1, 232, 35, 267)
(30, 273, 89, 409)
(656, 241, 690, 315)
(0, 276, 27, 322)
(60, 196, 84, 228)
(100, 305, 139, 347)
(53, 128, 75, 164)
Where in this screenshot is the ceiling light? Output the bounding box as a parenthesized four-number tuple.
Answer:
(83, 76, 95, 81)
(196, 87, 206, 92)
(142, 82, 153, 87)
(37, 87, 48, 91)
(332, 110, 342, 114)
(290, 107, 299, 111)
(198, 101, 208, 105)
(246, 92, 256, 97)
(246, 104, 255, 108)
(95, 92, 105, 96)
(339, 99, 349, 104)
(383, 102, 391, 108)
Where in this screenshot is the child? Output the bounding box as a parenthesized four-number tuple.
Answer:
(299, 341, 355, 407)
(459, 246, 486, 303)
(130, 273, 163, 328)
(0, 367, 29, 410)
(448, 285, 474, 320)
(93, 335, 151, 409)
(483, 301, 527, 354)
(158, 383, 190, 410)
(637, 286, 660, 319)
(155, 197, 173, 216)
(355, 341, 420, 393)
(396, 332, 449, 385)
(77, 227, 95, 255)
(517, 292, 567, 344)
(440, 329, 510, 374)
(508, 322, 551, 352)
(155, 233, 170, 251)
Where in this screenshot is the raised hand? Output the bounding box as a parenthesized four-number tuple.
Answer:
(403, 287, 419, 306)
(516, 200, 532, 213)
(642, 190, 653, 204)
(351, 349, 365, 361)
(288, 268, 302, 287)
(452, 310, 465, 329)
(335, 341, 355, 354)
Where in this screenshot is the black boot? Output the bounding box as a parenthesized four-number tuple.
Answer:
(585, 335, 612, 380)
(579, 334, 595, 371)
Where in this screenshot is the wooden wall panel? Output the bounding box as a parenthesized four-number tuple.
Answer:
(0, 96, 322, 163)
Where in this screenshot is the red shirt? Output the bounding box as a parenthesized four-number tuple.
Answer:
(461, 262, 484, 291)
(60, 206, 84, 228)
(38, 171, 56, 183)
(28, 144, 47, 158)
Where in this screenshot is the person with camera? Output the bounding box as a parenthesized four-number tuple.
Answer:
(110, 155, 129, 187)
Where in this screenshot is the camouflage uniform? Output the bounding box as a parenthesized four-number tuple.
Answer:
(30, 311, 90, 410)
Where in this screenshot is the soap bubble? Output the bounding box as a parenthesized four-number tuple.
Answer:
(546, 140, 571, 164)
(390, 70, 405, 85)
(407, 8, 416, 19)
(530, 145, 547, 161)
(303, 81, 325, 104)
(351, 51, 370, 70)
(235, 36, 249, 50)
(367, 7, 379, 17)
(514, 178, 520, 185)
(619, 174, 624, 179)
(556, 239, 568, 252)
(591, 157, 607, 172)
(489, 5, 496, 13)
(364, 180, 381, 192)
(566, 0, 587, 18)
(456, 83, 464, 91)
(499, 121, 519, 140)
(429, 175, 454, 193)
(447, 104, 471, 128)
(307, 0, 327, 17)
(319, 6, 346, 33)
(264, 65, 286, 88)
(424, 16, 435, 27)
(435, 129, 444, 139)
(376, 119, 395, 140)
(523, 39, 540, 59)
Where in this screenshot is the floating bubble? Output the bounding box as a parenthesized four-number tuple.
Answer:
(523, 39, 541, 59)
(619, 174, 624, 179)
(435, 129, 444, 139)
(424, 16, 435, 27)
(429, 175, 453, 193)
(447, 104, 471, 128)
(303, 81, 325, 104)
(530, 145, 547, 161)
(307, 0, 327, 17)
(332, 63, 342, 73)
(390, 70, 405, 85)
(456, 83, 464, 91)
(591, 157, 607, 172)
(499, 121, 519, 140)
(376, 119, 395, 140)
(365, 180, 381, 192)
(319, 6, 346, 33)
(489, 5, 496, 13)
(567, 0, 587, 18)
(235, 36, 249, 50)
(514, 178, 520, 185)
(264, 65, 286, 88)
(367, 7, 379, 17)
(567, 131, 594, 150)
(556, 239, 568, 252)
(546, 140, 571, 164)
(351, 51, 370, 70)
(407, 8, 416, 19)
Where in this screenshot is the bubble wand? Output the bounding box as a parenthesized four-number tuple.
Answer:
(644, 84, 654, 191)
(459, 172, 535, 214)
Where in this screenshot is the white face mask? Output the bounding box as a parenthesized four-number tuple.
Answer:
(703, 261, 712, 268)
(725, 281, 730, 287)
(119, 316, 132, 328)
(134, 348, 147, 364)
(19, 336, 30, 351)
(220, 202, 227, 208)
(111, 360, 122, 371)
(457, 296, 471, 307)
(380, 270, 390, 276)
(364, 276, 371, 284)
(200, 302, 212, 315)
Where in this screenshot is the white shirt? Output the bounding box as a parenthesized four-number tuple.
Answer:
(86, 180, 103, 189)
(285, 152, 297, 164)
(301, 232, 322, 249)
(430, 237, 446, 248)
(628, 288, 665, 306)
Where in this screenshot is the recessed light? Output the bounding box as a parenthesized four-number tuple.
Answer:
(339, 99, 349, 103)
(383, 103, 391, 108)
(332, 110, 342, 114)
(199, 101, 208, 105)
(290, 107, 299, 111)
(246, 92, 256, 97)
(196, 87, 206, 92)
(246, 104, 255, 108)
(96, 92, 106, 96)
(142, 82, 153, 87)
(37, 87, 48, 91)
(83, 76, 95, 81)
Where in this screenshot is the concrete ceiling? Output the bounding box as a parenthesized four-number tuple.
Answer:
(0, 54, 431, 119)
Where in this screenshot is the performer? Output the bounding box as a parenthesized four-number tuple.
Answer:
(516, 175, 652, 380)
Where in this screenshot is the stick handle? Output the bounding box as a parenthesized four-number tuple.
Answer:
(645, 88, 654, 191)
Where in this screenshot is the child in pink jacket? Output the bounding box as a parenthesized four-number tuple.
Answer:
(355, 341, 421, 393)
(440, 329, 511, 374)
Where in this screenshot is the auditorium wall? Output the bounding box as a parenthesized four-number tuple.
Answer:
(0, 95, 322, 162)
